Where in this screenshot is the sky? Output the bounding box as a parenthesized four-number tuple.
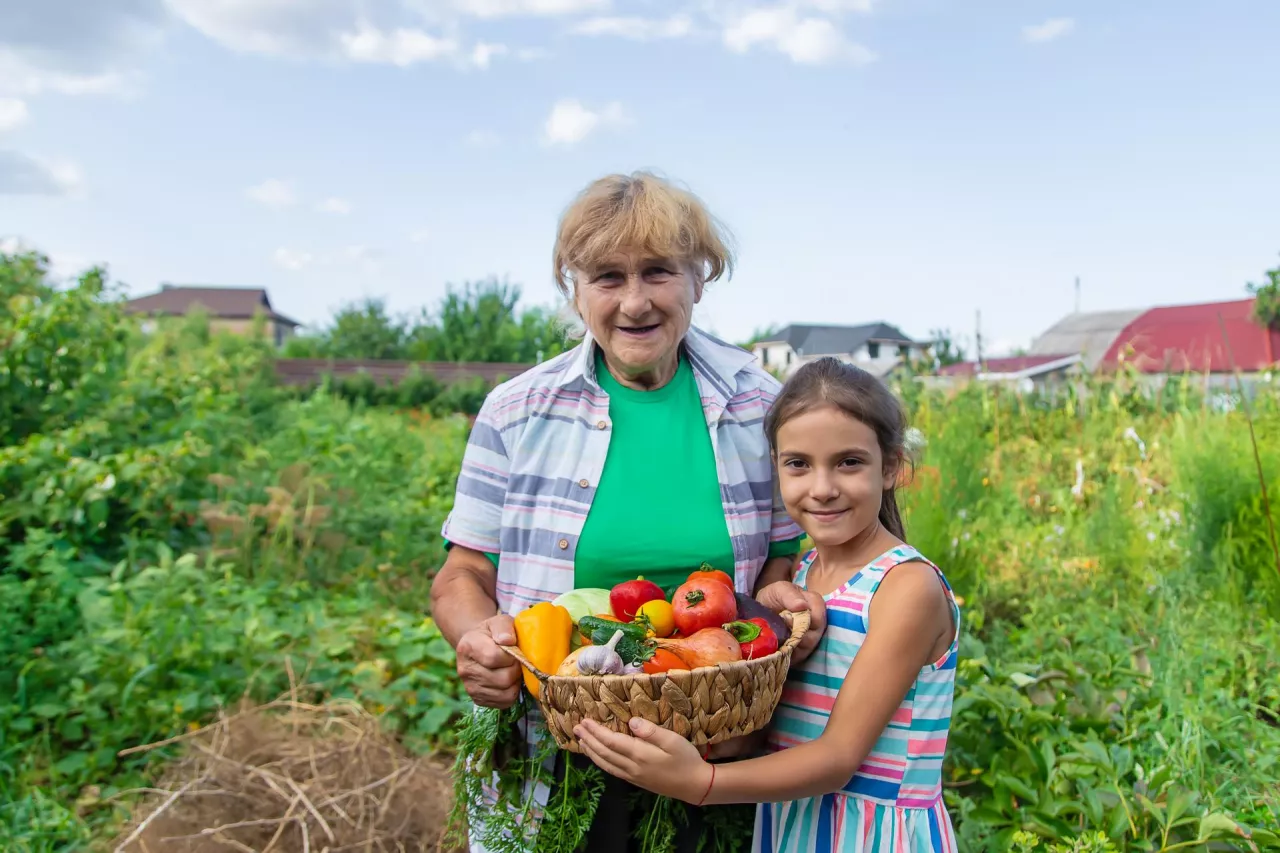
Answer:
(2, 0, 1279, 357)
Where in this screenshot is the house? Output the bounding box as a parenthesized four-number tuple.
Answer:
(751, 323, 930, 378)
(938, 353, 1083, 393)
(940, 296, 1277, 392)
(124, 285, 302, 347)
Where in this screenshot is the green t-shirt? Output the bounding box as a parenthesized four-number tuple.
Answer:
(472, 348, 800, 592)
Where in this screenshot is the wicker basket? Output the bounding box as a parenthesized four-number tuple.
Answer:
(500, 610, 811, 753)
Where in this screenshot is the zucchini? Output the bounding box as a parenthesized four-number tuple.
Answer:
(577, 616, 654, 665)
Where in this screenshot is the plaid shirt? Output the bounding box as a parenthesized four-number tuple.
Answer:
(442, 324, 803, 614)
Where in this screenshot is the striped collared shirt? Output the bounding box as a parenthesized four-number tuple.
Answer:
(441, 324, 804, 615)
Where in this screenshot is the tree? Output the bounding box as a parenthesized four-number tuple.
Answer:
(286, 278, 568, 363)
(928, 328, 967, 366)
(1248, 255, 1280, 329)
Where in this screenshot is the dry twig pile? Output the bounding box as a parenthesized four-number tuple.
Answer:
(111, 696, 460, 853)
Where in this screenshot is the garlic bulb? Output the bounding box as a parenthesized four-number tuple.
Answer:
(576, 629, 625, 675)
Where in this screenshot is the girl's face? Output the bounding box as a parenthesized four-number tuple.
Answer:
(774, 405, 897, 549)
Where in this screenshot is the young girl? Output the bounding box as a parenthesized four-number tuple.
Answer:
(573, 356, 961, 852)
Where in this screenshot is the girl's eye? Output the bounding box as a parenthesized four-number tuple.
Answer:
(840, 458, 863, 468)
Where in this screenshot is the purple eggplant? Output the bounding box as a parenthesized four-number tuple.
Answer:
(734, 592, 792, 643)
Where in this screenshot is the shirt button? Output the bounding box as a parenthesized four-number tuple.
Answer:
(578, 478, 589, 488)
(596, 420, 608, 430)
(558, 538, 569, 550)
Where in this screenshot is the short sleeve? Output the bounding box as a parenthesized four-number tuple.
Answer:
(439, 397, 510, 555)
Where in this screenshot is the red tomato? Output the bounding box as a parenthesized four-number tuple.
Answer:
(686, 567, 734, 591)
(672, 579, 738, 636)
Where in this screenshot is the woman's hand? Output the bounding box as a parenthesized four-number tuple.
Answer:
(756, 581, 826, 664)
(455, 614, 523, 709)
(575, 718, 714, 804)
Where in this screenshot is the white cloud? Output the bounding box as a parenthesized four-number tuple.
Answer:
(571, 15, 695, 40)
(0, 151, 82, 195)
(1023, 18, 1076, 44)
(273, 247, 312, 271)
(469, 41, 508, 68)
(246, 178, 296, 209)
(453, 0, 608, 18)
(465, 129, 501, 147)
(802, 0, 875, 13)
(0, 51, 141, 97)
(409, 226, 432, 243)
(316, 196, 351, 214)
(542, 98, 628, 146)
(723, 7, 875, 65)
(0, 99, 29, 132)
(340, 23, 459, 66)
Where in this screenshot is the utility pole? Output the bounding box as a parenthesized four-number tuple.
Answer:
(1074, 276, 1081, 314)
(975, 309, 985, 370)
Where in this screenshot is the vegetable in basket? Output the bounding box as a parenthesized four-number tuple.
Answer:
(609, 576, 666, 621)
(672, 577, 737, 636)
(726, 618, 779, 660)
(551, 587, 613, 624)
(654, 627, 742, 667)
(512, 601, 572, 699)
(577, 615, 655, 666)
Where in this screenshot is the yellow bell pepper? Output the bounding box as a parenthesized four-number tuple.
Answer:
(512, 602, 573, 699)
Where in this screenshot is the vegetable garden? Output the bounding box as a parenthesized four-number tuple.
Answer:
(3, 252, 1279, 851)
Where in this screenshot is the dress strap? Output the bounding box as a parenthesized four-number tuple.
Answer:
(792, 548, 819, 586)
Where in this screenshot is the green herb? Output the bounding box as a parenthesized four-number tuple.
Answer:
(446, 701, 607, 853)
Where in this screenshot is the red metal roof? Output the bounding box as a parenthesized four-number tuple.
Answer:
(1099, 298, 1278, 373)
(940, 353, 1076, 377)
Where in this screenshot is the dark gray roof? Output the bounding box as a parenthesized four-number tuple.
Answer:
(760, 323, 918, 357)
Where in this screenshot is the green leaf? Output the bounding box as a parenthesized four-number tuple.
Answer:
(1198, 812, 1244, 841)
(998, 774, 1040, 804)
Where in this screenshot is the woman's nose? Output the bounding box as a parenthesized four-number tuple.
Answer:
(618, 278, 651, 316)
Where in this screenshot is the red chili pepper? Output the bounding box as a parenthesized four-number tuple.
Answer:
(724, 618, 779, 660)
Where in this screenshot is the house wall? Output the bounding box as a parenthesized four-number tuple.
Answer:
(754, 342, 796, 372)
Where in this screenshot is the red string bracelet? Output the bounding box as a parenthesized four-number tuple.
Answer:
(696, 763, 716, 807)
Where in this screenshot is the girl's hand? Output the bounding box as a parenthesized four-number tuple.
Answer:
(756, 581, 826, 664)
(574, 718, 713, 804)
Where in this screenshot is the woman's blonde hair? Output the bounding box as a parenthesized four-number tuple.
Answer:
(552, 171, 735, 296)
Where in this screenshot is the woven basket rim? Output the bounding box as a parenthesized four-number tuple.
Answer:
(500, 608, 810, 684)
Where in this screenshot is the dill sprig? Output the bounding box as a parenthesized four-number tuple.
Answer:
(447, 703, 754, 853)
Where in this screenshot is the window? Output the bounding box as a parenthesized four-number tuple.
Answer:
(761, 348, 769, 366)
(898, 344, 910, 358)
(867, 342, 881, 359)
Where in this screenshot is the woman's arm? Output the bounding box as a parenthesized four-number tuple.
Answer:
(575, 562, 953, 804)
(431, 545, 524, 709)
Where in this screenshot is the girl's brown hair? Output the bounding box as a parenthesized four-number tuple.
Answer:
(765, 357, 912, 541)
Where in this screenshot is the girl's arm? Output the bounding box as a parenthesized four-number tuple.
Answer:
(574, 561, 954, 805)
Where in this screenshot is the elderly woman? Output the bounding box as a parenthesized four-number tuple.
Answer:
(431, 171, 824, 852)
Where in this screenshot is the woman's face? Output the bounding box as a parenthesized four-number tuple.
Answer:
(574, 250, 701, 389)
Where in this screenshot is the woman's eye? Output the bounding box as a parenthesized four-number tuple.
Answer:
(644, 267, 673, 279)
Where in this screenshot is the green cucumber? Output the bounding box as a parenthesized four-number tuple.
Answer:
(577, 616, 654, 664)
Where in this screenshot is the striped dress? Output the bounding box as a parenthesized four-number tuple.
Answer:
(754, 545, 961, 853)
